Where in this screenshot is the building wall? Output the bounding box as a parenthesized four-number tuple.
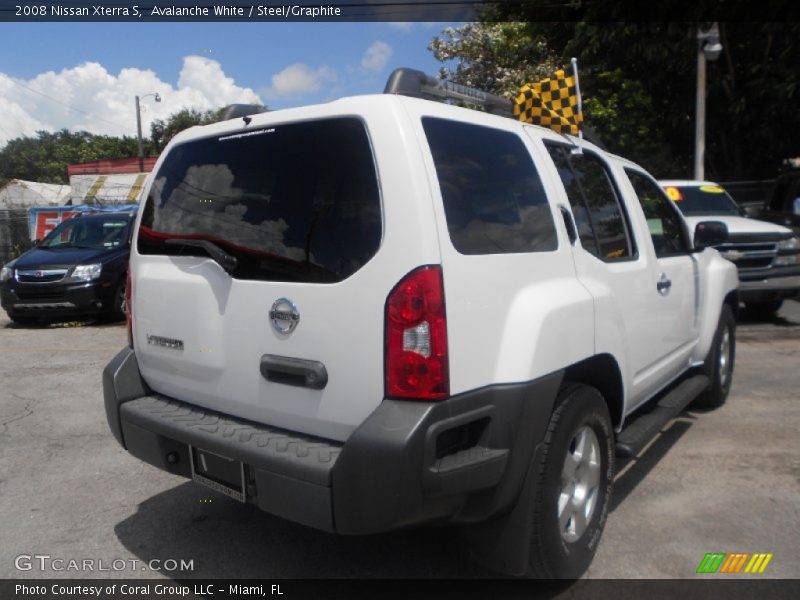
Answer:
(67, 157, 158, 176)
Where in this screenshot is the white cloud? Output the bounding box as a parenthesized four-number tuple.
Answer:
(0, 57, 262, 146)
(360, 41, 393, 73)
(262, 63, 337, 99)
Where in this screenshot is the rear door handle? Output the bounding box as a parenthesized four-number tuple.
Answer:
(559, 206, 578, 245)
(260, 354, 328, 389)
(657, 273, 672, 295)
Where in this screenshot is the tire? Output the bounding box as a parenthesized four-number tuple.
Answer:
(528, 383, 614, 579)
(744, 300, 782, 320)
(109, 277, 127, 322)
(696, 304, 736, 409)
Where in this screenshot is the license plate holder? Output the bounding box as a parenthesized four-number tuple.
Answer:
(189, 446, 246, 503)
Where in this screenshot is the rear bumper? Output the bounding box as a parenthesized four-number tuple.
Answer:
(103, 347, 561, 535)
(737, 266, 800, 301)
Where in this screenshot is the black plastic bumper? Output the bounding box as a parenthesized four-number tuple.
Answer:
(1, 279, 117, 318)
(737, 265, 800, 301)
(103, 348, 562, 535)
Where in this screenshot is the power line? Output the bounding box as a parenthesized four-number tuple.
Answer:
(3, 75, 132, 134)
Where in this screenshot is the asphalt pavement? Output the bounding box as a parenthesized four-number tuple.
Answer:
(0, 302, 798, 580)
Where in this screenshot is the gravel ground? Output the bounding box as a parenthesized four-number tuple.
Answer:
(1, 302, 798, 581)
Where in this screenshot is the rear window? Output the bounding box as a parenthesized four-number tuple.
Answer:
(422, 117, 557, 255)
(138, 118, 381, 283)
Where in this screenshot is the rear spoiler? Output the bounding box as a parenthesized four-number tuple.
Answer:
(219, 104, 268, 121)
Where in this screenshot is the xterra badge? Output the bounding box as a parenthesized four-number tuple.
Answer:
(270, 298, 300, 334)
(146, 335, 184, 351)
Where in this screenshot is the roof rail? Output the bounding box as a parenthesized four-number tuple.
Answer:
(383, 67, 607, 150)
(383, 68, 514, 117)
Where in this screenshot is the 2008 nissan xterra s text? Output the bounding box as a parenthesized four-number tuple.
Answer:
(103, 69, 738, 578)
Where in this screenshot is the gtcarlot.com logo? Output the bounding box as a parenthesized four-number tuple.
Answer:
(15, 554, 195, 573)
(696, 552, 773, 574)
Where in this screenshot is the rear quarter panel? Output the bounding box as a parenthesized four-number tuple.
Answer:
(404, 102, 595, 391)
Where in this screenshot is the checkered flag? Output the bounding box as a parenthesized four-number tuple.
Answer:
(514, 63, 583, 135)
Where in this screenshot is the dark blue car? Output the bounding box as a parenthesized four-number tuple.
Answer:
(0, 212, 134, 324)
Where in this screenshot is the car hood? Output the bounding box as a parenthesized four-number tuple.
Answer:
(684, 215, 794, 236)
(13, 246, 124, 270)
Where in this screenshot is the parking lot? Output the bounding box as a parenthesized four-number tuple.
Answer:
(1, 302, 799, 580)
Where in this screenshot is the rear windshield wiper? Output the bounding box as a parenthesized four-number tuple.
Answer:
(164, 238, 238, 275)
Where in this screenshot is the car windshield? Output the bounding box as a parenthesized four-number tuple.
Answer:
(40, 216, 131, 249)
(664, 185, 743, 217)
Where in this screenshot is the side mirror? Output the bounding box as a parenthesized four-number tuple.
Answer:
(694, 221, 729, 251)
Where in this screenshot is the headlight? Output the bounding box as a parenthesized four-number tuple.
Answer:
(0, 266, 12, 282)
(71, 263, 102, 282)
(774, 237, 800, 266)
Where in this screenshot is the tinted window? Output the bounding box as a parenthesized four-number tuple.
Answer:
(626, 170, 689, 257)
(139, 118, 381, 283)
(546, 146, 599, 256)
(422, 118, 557, 255)
(545, 143, 634, 261)
(771, 173, 800, 213)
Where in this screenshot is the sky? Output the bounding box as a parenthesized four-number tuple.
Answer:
(0, 21, 458, 146)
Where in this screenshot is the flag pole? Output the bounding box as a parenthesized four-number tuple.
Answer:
(570, 57, 583, 141)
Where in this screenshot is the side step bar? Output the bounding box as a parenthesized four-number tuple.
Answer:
(616, 374, 710, 458)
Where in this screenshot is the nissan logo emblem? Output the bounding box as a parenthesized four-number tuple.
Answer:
(269, 298, 300, 335)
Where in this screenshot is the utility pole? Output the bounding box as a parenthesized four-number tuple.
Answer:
(694, 23, 722, 180)
(135, 93, 161, 173)
(135, 95, 143, 173)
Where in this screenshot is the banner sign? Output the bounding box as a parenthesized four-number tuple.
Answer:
(28, 204, 138, 241)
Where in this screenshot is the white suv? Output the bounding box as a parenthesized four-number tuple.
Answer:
(104, 69, 738, 578)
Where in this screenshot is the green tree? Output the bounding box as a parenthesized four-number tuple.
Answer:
(0, 130, 145, 187)
(0, 107, 243, 187)
(150, 107, 227, 152)
(429, 22, 559, 96)
(453, 3, 800, 180)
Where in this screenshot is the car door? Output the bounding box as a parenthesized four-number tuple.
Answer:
(622, 168, 698, 389)
(537, 140, 682, 406)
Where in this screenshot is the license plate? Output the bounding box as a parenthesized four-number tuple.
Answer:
(189, 446, 246, 503)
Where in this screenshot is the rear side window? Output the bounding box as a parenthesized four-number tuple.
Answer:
(138, 118, 381, 283)
(422, 118, 557, 255)
(545, 143, 635, 261)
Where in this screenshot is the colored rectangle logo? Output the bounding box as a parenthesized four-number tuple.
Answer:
(697, 552, 773, 574)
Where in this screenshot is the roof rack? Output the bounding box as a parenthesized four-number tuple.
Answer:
(383, 67, 606, 150)
(384, 68, 514, 117)
(219, 104, 268, 121)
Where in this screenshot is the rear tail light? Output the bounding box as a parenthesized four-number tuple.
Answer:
(125, 269, 133, 348)
(385, 266, 449, 400)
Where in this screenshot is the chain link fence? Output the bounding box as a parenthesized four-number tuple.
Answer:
(0, 209, 33, 266)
